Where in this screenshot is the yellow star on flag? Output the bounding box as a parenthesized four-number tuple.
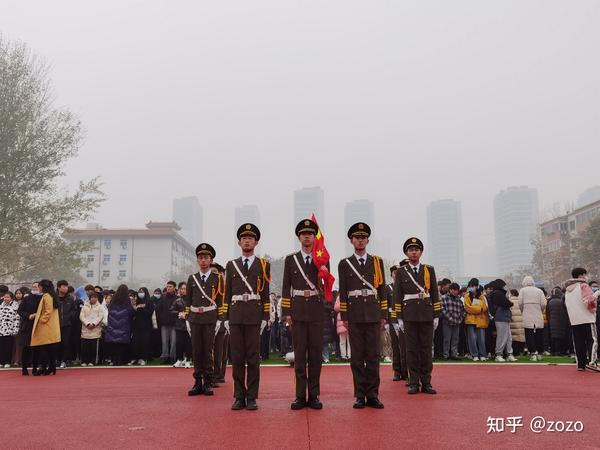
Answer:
(316, 250, 323, 258)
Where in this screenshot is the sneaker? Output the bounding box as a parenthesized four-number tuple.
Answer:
(383, 356, 392, 363)
(480, 357, 487, 362)
(530, 355, 538, 362)
(138, 360, 146, 366)
(323, 359, 329, 363)
(536, 354, 543, 361)
(173, 360, 184, 368)
(127, 360, 136, 366)
(495, 356, 505, 362)
(81, 363, 87, 367)
(3, 364, 11, 368)
(88, 363, 94, 367)
(507, 355, 517, 362)
(472, 357, 479, 362)
(543, 351, 551, 356)
(59, 362, 66, 369)
(184, 361, 192, 369)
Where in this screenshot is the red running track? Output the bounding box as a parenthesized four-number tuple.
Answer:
(1, 364, 598, 449)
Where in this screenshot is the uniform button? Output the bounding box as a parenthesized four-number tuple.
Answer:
(364, 299, 367, 303)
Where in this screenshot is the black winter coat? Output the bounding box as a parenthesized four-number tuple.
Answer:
(322, 302, 336, 344)
(155, 293, 177, 327)
(547, 296, 569, 340)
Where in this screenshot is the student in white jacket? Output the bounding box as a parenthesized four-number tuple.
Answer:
(79, 292, 107, 366)
(564, 268, 598, 371)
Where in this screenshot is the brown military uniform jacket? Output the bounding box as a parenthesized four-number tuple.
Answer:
(337, 254, 387, 323)
(281, 252, 328, 322)
(393, 263, 441, 322)
(184, 272, 224, 325)
(224, 257, 271, 325)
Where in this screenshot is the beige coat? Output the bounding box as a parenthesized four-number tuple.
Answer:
(80, 301, 107, 339)
(518, 276, 546, 329)
(509, 295, 525, 343)
(31, 294, 61, 346)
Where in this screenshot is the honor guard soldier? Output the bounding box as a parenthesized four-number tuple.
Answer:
(185, 243, 224, 397)
(224, 223, 271, 411)
(282, 219, 329, 410)
(393, 237, 441, 395)
(338, 222, 387, 409)
(211, 263, 228, 386)
(387, 263, 408, 382)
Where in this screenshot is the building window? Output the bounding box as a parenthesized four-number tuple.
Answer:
(118, 270, 126, 279)
(104, 239, 112, 249)
(103, 254, 111, 265)
(87, 254, 95, 263)
(102, 270, 110, 279)
(120, 239, 128, 249)
(119, 254, 127, 265)
(86, 270, 94, 278)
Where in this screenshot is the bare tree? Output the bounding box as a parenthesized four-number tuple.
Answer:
(0, 36, 104, 282)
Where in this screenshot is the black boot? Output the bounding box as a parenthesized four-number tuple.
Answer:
(231, 398, 246, 410)
(22, 368, 29, 376)
(291, 398, 306, 410)
(188, 384, 204, 396)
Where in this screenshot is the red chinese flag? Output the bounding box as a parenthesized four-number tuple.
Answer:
(311, 214, 335, 302)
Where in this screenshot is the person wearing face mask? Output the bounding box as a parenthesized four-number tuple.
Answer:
(17, 283, 43, 375)
(518, 276, 546, 362)
(129, 287, 155, 366)
(0, 292, 20, 368)
(79, 292, 106, 366)
(564, 268, 598, 371)
(591, 280, 600, 362)
(463, 278, 489, 362)
(150, 288, 163, 359)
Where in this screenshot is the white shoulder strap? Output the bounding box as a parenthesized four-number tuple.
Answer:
(232, 260, 256, 295)
(191, 274, 217, 306)
(345, 258, 376, 292)
(293, 254, 316, 291)
(403, 266, 425, 293)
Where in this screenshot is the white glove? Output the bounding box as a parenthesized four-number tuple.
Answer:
(186, 320, 191, 336)
(433, 318, 439, 331)
(224, 320, 230, 334)
(260, 320, 267, 335)
(594, 290, 600, 299)
(398, 319, 405, 333)
(214, 320, 222, 336)
(392, 323, 400, 336)
(384, 324, 389, 332)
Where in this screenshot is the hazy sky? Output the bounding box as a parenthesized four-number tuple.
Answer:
(3, 0, 599, 271)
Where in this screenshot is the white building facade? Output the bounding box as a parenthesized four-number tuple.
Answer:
(63, 222, 195, 289)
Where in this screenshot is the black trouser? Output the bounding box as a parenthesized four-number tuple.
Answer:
(213, 330, 228, 381)
(59, 327, 71, 363)
(291, 320, 324, 400)
(81, 338, 100, 364)
(21, 345, 32, 370)
(572, 323, 598, 369)
(36, 344, 57, 371)
(433, 325, 444, 358)
(110, 343, 129, 365)
(131, 329, 152, 361)
(525, 328, 544, 354)
(260, 327, 271, 360)
(348, 322, 380, 400)
(229, 324, 260, 401)
(390, 326, 407, 378)
(190, 323, 215, 386)
(70, 325, 81, 361)
(404, 320, 434, 387)
(176, 329, 192, 361)
(0, 335, 15, 365)
(551, 337, 568, 355)
(512, 342, 524, 356)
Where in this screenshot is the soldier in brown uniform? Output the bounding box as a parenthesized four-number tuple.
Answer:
(282, 219, 329, 410)
(387, 263, 408, 382)
(393, 237, 441, 395)
(224, 223, 271, 411)
(185, 243, 224, 397)
(338, 222, 387, 409)
(211, 262, 228, 386)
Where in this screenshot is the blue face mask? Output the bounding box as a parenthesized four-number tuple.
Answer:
(593, 287, 599, 293)
(468, 287, 476, 293)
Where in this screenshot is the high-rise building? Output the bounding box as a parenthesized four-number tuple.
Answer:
(577, 185, 600, 208)
(233, 205, 261, 257)
(344, 200, 375, 255)
(293, 187, 324, 249)
(426, 199, 464, 278)
(494, 186, 539, 276)
(172, 197, 203, 246)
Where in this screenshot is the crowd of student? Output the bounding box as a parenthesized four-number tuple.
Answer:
(0, 266, 598, 376)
